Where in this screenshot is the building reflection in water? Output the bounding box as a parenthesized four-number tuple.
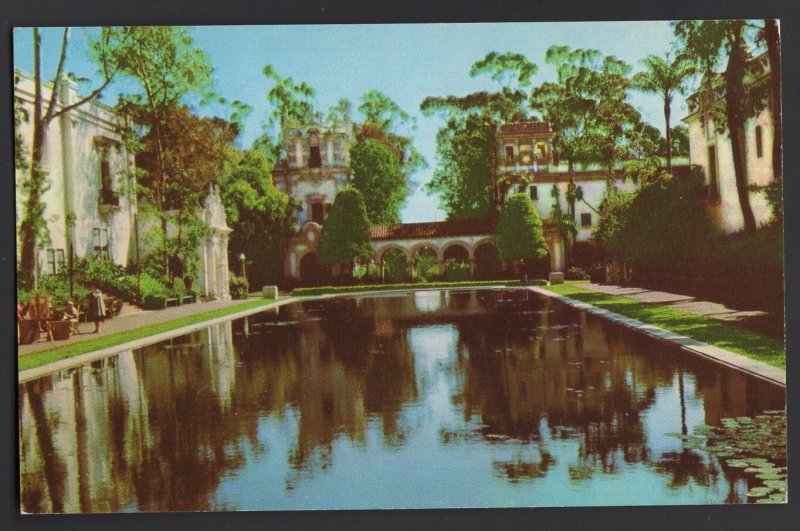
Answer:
(18, 290, 785, 512)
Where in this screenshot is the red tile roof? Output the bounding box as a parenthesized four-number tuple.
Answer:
(499, 121, 552, 135)
(371, 218, 495, 241)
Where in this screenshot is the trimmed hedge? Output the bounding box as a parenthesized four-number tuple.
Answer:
(292, 279, 541, 297)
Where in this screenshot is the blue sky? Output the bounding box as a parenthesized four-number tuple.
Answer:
(14, 22, 690, 222)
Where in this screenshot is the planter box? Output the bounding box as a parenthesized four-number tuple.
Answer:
(262, 285, 278, 300)
(18, 320, 40, 344)
(49, 321, 72, 341)
(549, 272, 565, 285)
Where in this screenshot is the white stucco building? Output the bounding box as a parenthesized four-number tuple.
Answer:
(683, 56, 777, 234)
(14, 69, 138, 275)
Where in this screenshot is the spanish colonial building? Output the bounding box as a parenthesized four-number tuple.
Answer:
(683, 55, 777, 234)
(14, 69, 139, 276)
(273, 121, 352, 281)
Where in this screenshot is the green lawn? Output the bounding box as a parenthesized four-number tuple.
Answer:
(292, 279, 530, 297)
(542, 283, 785, 369)
(18, 297, 285, 372)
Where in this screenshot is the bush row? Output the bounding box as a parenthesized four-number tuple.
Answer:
(292, 279, 541, 297)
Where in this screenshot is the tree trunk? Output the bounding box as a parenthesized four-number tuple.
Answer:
(725, 27, 757, 232)
(19, 28, 46, 289)
(765, 19, 782, 183)
(664, 91, 672, 173)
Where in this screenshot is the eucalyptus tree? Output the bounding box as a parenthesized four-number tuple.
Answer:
(18, 27, 129, 288)
(632, 53, 695, 172)
(673, 19, 764, 232)
(422, 51, 537, 218)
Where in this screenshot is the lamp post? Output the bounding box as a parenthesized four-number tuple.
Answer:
(239, 252, 246, 280)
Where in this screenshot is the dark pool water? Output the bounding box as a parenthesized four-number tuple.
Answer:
(18, 289, 785, 512)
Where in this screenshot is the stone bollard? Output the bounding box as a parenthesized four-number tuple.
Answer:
(262, 285, 278, 300)
(548, 272, 565, 285)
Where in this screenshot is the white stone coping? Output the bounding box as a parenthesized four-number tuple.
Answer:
(18, 297, 299, 384)
(527, 286, 786, 387)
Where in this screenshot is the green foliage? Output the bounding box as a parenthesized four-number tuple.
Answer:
(350, 139, 407, 224)
(442, 260, 471, 282)
(262, 64, 317, 137)
(495, 194, 547, 262)
(594, 169, 716, 265)
(423, 113, 496, 219)
(412, 250, 440, 283)
(750, 178, 783, 225)
(139, 272, 168, 299)
(219, 148, 294, 288)
(229, 272, 250, 300)
(19, 273, 89, 308)
(74, 255, 138, 301)
(292, 280, 528, 297)
(470, 51, 538, 89)
(317, 189, 373, 267)
(383, 250, 409, 283)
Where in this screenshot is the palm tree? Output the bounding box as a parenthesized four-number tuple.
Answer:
(632, 53, 695, 172)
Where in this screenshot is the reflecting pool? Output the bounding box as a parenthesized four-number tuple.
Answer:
(18, 289, 785, 512)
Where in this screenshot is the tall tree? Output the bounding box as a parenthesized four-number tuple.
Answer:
(674, 19, 761, 232)
(107, 26, 216, 275)
(350, 139, 406, 224)
(495, 193, 547, 273)
(317, 189, 373, 275)
(762, 19, 782, 184)
(631, 53, 695, 172)
(18, 27, 128, 288)
(218, 149, 294, 288)
(422, 51, 536, 218)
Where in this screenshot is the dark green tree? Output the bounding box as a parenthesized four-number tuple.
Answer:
(495, 193, 547, 268)
(350, 139, 407, 224)
(218, 149, 295, 288)
(317, 189, 373, 275)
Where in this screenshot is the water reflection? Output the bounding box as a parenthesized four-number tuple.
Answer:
(19, 289, 785, 512)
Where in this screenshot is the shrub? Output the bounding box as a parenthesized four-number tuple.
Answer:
(229, 272, 249, 300)
(138, 272, 168, 302)
(413, 251, 440, 283)
(442, 260, 471, 282)
(20, 273, 89, 308)
(565, 266, 590, 281)
(74, 255, 138, 301)
(292, 279, 532, 297)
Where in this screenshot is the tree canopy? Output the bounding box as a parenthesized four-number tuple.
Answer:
(350, 139, 407, 224)
(495, 193, 547, 262)
(317, 189, 373, 267)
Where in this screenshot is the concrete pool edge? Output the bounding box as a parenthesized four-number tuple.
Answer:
(17, 297, 300, 384)
(527, 286, 786, 388)
(17, 284, 513, 383)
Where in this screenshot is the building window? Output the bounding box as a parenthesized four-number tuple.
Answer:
(311, 202, 324, 224)
(537, 143, 547, 162)
(755, 125, 763, 158)
(530, 185, 538, 200)
(505, 145, 515, 160)
(704, 118, 715, 140)
(707, 145, 719, 200)
(581, 213, 592, 228)
(45, 249, 65, 275)
(93, 227, 110, 259)
(309, 146, 322, 168)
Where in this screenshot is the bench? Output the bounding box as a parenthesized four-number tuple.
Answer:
(166, 297, 180, 308)
(181, 294, 197, 305)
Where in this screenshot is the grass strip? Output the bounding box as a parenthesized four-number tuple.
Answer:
(542, 283, 785, 369)
(18, 297, 283, 372)
(292, 279, 538, 297)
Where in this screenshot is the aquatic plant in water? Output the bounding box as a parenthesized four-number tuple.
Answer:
(697, 411, 787, 503)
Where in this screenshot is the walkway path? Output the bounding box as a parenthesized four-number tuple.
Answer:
(18, 298, 249, 357)
(577, 283, 781, 338)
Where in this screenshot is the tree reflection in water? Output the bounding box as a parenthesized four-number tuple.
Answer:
(18, 289, 785, 512)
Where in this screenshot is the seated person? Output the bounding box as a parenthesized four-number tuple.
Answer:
(17, 300, 29, 320)
(62, 301, 79, 322)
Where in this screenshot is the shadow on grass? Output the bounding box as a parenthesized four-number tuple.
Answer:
(545, 285, 785, 370)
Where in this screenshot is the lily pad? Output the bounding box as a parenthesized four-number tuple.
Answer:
(747, 487, 772, 497)
(726, 459, 749, 468)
